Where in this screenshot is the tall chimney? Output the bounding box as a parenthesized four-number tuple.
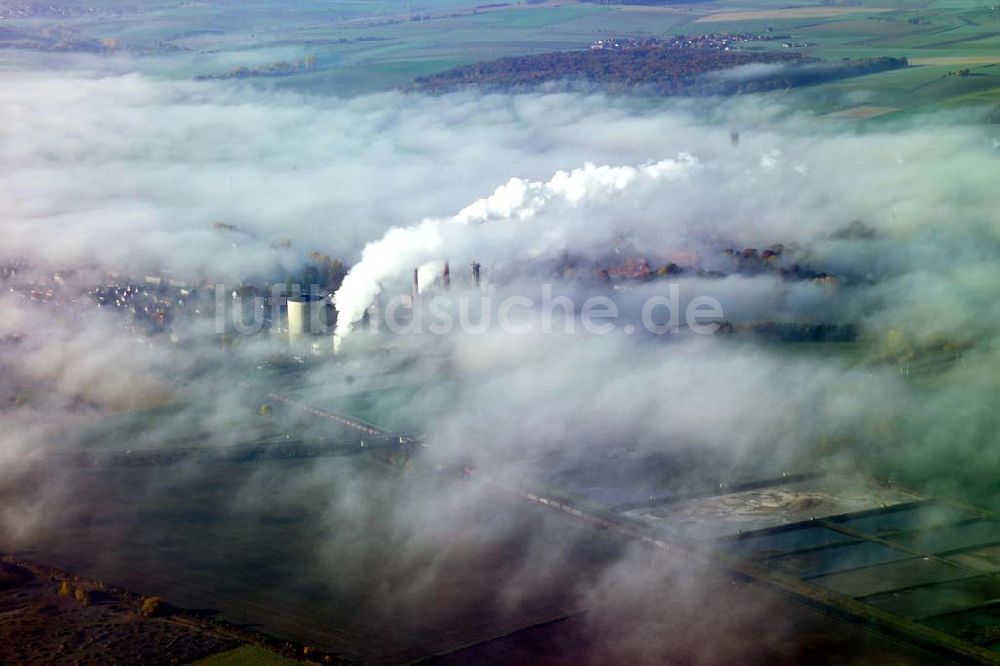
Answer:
(367, 292, 380, 331)
(471, 261, 481, 289)
(442, 262, 451, 290)
(412, 267, 420, 309)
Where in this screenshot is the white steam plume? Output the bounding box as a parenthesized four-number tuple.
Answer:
(332, 155, 699, 337)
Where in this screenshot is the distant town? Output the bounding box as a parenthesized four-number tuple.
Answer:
(589, 31, 787, 52)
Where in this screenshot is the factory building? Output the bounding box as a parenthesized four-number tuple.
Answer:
(333, 260, 482, 356)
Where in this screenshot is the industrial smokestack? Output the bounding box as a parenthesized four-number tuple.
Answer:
(331, 155, 699, 340)
(442, 262, 451, 290)
(471, 261, 481, 289)
(412, 267, 420, 309)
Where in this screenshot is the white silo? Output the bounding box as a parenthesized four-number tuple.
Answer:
(287, 295, 324, 344)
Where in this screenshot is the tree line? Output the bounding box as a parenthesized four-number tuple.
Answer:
(409, 49, 908, 96)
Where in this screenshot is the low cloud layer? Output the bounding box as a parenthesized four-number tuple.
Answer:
(0, 65, 997, 662)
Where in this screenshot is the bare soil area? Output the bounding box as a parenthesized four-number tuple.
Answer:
(0, 558, 236, 665)
(0, 557, 348, 666)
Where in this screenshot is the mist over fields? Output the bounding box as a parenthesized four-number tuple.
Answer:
(0, 58, 997, 662)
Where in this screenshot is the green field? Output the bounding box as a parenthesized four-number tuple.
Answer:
(192, 645, 301, 666)
(1, 0, 997, 114)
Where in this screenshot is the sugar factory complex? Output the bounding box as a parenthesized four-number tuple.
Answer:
(3, 237, 863, 355)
